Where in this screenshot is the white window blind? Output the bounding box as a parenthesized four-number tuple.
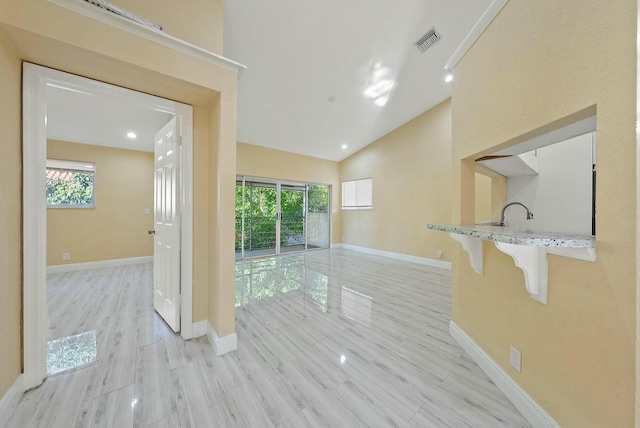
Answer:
(342, 178, 372, 210)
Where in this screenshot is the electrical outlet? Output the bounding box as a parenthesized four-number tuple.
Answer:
(510, 345, 522, 372)
(436, 250, 443, 259)
(63, 253, 70, 261)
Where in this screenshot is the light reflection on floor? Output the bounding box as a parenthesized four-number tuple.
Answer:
(46, 330, 97, 375)
(235, 253, 329, 312)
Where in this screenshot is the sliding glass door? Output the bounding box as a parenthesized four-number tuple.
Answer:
(280, 184, 306, 254)
(306, 184, 330, 250)
(235, 178, 277, 258)
(235, 176, 330, 259)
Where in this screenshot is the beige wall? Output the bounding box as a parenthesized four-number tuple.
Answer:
(451, 0, 636, 426)
(192, 106, 210, 323)
(47, 140, 154, 266)
(0, 30, 22, 402)
(110, 0, 223, 54)
(474, 173, 493, 223)
(340, 99, 453, 261)
(208, 90, 238, 337)
(237, 142, 342, 245)
(0, 0, 238, 397)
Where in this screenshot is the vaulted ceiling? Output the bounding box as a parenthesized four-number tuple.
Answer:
(224, 0, 493, 161)
(46, 1, 495, 159)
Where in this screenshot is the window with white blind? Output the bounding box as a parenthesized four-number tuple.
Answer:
(342, 178, 372, 210)
(46, 159, 96, 208)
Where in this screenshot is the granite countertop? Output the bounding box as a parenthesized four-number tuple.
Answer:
(427, 223, 595, 248)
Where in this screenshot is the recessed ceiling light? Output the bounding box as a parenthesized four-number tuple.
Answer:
(444, 73, 453, 83)
(341, 144, 348, 150)
(127, 132, 137, 139)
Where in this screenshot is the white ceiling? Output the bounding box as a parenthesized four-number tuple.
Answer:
(46, 1, 494, 160)
(46, 84, 172, 153)
(224, 0, 493, 162)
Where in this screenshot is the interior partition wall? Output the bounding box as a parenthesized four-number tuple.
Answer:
(235, 176, 330, 259)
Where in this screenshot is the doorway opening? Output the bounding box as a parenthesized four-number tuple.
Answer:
(235, 176, 331, 259)
(22, 63, 194, 390)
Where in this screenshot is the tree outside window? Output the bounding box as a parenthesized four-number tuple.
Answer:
(46, 159, 95, 208)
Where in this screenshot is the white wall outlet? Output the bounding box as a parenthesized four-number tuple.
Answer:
(510, 345, 522, 372)
(62, 252, 70, 261)
(436, 250, 443, 259)
(144, 208, 151, 215)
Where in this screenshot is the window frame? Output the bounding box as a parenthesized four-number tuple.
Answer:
(341, 178, 372, 210)
(46, 158, 96, 209)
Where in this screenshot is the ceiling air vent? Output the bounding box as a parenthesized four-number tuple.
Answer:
(83, 0, 163, 31)
(414, 27, 441, 53)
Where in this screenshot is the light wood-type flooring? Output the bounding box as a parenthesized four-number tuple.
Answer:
(6, 249, 530, 427)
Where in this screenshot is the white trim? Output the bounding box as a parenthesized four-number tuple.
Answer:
(445, 0, 509, 72)
(22, 63, 195, 389)
(23, 64, 48, 390)
(449, 321, 560, 428)
(46, 256, 153, 274)
(206, 322, 238, 356)
(179, 106, 194, 341)
(192, 320, 208, 338)
(339, 244, 452, 270)
(0, 375, 24, 423)
(47, 0, 246, 75)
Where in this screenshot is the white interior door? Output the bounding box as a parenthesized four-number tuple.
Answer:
(153, 117, 181, 332)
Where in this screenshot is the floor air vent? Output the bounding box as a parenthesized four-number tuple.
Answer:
(83, 0, 163, 31)
(414, 27, 441, 53)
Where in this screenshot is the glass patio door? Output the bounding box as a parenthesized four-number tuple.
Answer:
(279, 184, 306, 254)
(235, 176, 330, 259)
(235, 178, 278, 259)
(306, 184, 330, 250)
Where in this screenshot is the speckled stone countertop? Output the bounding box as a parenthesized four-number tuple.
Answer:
(427, 223, 595, 248)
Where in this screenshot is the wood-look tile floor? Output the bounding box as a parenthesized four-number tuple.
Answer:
(6, 249, 530, 427)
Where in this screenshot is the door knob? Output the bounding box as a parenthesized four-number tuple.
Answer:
(148, 230, 156, 235)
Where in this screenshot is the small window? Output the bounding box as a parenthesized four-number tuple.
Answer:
(46, 159, 95, 208)
(342, 178, 372, 210)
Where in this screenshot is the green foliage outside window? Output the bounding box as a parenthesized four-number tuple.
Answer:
(308, 185, 328, 213)
(46, 170, 95, 207)
(235, 183, 329, 252)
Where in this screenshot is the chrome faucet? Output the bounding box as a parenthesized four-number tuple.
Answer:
(500, 202, 534, 226)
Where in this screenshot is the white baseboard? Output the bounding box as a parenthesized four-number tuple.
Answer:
(0, 375, 23, 423)
(47, 256, 153, 274)
(449, 321, 560, 428)
(206, 322, 237, 356)
(192, 320, 207, 338)
(337, 243, 452, 270)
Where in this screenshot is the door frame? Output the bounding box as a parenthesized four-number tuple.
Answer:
(22, 63, 194, 390)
